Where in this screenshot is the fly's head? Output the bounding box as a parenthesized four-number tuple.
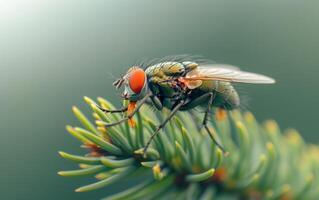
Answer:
(113, 66, 148, 102)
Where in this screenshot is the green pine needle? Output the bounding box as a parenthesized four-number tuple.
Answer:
(58, 97, 319, 199)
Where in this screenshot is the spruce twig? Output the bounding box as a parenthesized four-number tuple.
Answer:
(59, 97, 319, 199)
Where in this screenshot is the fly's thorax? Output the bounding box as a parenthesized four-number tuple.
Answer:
(145, 62, 184, 77)
(146, 75, 176, 98)
(145, 61, 198, 77)
(145, 62, 189, 98)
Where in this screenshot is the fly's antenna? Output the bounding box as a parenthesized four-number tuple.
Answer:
(113, 77, 125, 90)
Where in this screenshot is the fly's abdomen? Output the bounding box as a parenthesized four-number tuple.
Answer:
(214, 81, 240, 110)
(191, 80, 240, 110)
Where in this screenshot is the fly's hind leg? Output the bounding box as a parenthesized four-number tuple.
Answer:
(181, 92, 227, 153)
(203, 93, 227, 153)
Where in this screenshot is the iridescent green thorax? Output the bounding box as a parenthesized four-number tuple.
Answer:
(145, 61, 198, 77)
(145, 61, 197, 97)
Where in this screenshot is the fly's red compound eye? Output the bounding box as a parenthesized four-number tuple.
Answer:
(128, 68, 145, 94)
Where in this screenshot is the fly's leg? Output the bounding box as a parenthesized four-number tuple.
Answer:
(180, 93, 227, 153)
(150, 95, 163, 110)
(143, 100, 185, 157)
(100, 92, 152, 127)
(203, 93, 227, 153)
(96, 104, 127, 113)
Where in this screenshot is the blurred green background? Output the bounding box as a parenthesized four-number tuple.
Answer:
(1, 1, 318, 199)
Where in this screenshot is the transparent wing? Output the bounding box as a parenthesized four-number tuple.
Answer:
(199, 64, 240, 71)
(185, 65, 275, 84)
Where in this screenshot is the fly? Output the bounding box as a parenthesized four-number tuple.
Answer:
(97, 57, 275, 156)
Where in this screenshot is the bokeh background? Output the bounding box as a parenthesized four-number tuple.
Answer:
(1, 1, 318, 199)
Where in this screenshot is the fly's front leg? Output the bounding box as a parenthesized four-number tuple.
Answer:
(143, 100, 185, 157)
(96, 104, 128, 113)
(99, 92, 152, 127)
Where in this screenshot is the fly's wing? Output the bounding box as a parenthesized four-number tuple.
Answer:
(199, 64, 240, 71)
(185, 65, 275, 84)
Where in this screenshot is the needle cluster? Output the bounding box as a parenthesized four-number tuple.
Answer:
(59, 97, 319, 199)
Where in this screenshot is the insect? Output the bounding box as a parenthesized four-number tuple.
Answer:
(97, 56, 275, 156)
